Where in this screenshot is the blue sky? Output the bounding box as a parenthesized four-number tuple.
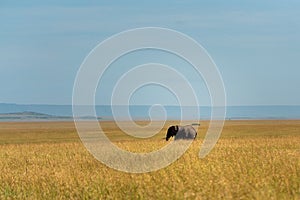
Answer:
(0, 0, 299, 106)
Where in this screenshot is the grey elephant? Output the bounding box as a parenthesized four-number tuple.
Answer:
(166, 125, 198, 141)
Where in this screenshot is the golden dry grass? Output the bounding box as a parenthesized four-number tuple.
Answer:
(0, 120, 300, 199)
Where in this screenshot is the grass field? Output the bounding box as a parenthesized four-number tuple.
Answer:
(0, 120, 300, 199)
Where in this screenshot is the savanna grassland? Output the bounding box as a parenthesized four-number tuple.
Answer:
(0, 120, 300, 199)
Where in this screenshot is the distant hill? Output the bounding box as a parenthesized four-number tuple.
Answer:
(0, 111, 104, 121)
(0, 111, 73, 121)
(1, 103, 300, 120)
(0, 103, 73, 116)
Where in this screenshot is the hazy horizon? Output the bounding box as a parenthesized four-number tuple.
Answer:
(1, 104, 300, 121)
(2, 102, 300, 107)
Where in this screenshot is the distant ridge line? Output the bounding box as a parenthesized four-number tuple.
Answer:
(1, 104, 300, 121)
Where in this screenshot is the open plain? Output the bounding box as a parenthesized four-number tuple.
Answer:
(0, 120, 300, 199)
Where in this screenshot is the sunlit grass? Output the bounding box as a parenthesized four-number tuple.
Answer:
(0, 120, 300, 199)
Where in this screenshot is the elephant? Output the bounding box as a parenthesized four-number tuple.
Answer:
(166, 125, 198, 141)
